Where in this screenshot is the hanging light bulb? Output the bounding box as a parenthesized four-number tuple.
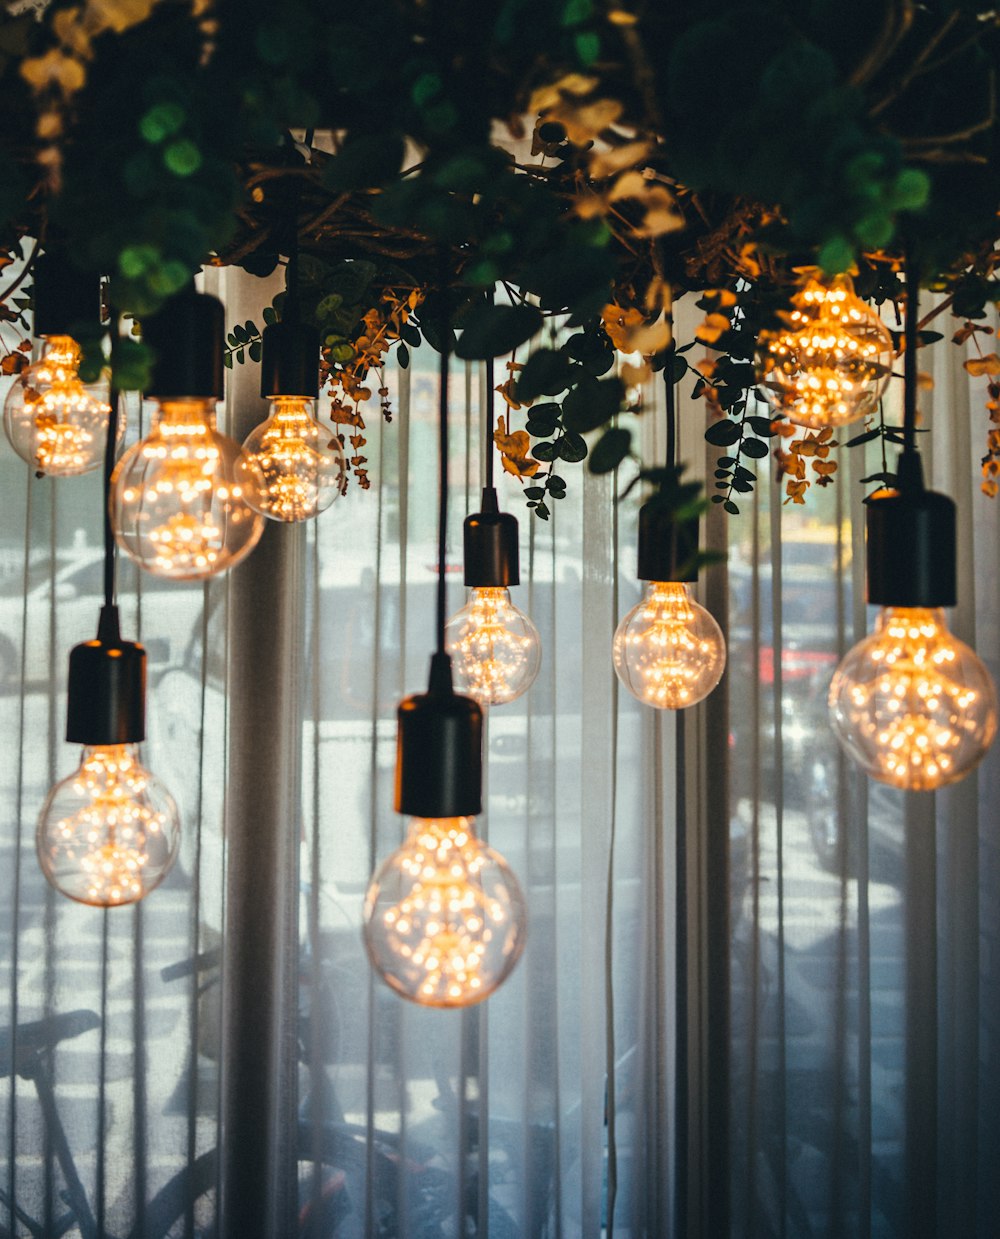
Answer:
(446, 587, 541, 705)
(240, 321, 345, 521)
(365, 319, 526, 1006)
(614, 578, 726, 709)
(38, 743, 180, 906)
(757, 272, 894, 429)
(364, 812, 526, 1006)
(446, 487, 540, 705)
(3, 254, 116, 476)
(38, 605, 180, 906)
(110, 288, 264, 579)
(829, 606, 997, 789)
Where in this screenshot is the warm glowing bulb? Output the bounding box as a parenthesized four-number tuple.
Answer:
(3, 335, 118, 475)
(829, 607, 998, 789)
(111, 398, 265, 579)
(613, 581, 726, 709)
(37, 744, 180, 906)
(757, 274, 894, 429)
(445, 587, 541, 706)
(240, 395, 345, 522)
(363, 815, 527, 1007)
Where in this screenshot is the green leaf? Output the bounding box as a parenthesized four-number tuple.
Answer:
(557, 431, 589, 463)
(526, 416, 560, 437)
(723, 499, 740, 515)
(524, 486, 546, 499)
(454, 302, 543, 360)
(249, 340, 262, 364)
(233, 323, 249, 344)
(397, 343, 410, 369)
(844, 428, 881, 447)
(747, 416, 776, 436)
(705, 419, 742, 447)
(562, 376, 624, 434)
(322, 133, 405, 192)
(588, 427, 631, 474)
(516, 350, 576, 401)
(740, 438, 769, 459)
(534, 501, 550, 520)
(532, 440, 558, 462)
(263, 306, 278, 326)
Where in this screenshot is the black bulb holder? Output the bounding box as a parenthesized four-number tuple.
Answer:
(260, 320, 319, 399)
(866, 450, 956, 607)
(32, 250, 102, 339)
(463, 487, 520, 587)
(65, 606, 146, 745)
(637, 500, 699, 583)
(144, 287, 224, 400)
(395, 653, 483, 819)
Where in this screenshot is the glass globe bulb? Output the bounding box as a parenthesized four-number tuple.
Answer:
(829, 607, 998, 790)
(240, 395, 346, 522)
(613, 581, 726, 709)
(3, 335, 118, 475)
(37, 744, 181, 907)
(111, 398, 265, 579)
(757, 274, 894, 429)
(445, 587, 541, 706)
(363, 815, 527, 1007)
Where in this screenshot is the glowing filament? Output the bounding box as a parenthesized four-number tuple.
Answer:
(613, 581, 726, 709)
(241, 396, 345, 522)
(829, 607, 998, 789)
(445, 587, 541, 706)
(758, 275, 893, 429)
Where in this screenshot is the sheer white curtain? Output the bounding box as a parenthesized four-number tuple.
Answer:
(0, 264, 687, 1237)
(727, 302, 1000, 1239)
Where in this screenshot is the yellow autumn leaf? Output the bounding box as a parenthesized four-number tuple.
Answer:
(589, 141, 652, 180)
(621, 360, 652, 388)
(494, 417, 540, 480)
(625, 316, 672, 355)
(607, 169, 648, 202)
(53, 8, 92, 58)
(607, 8, 638, 24)
(644, 277, 673, 315)
(965, 354, 1000, 377)
(555, 98, 624, 146)
(528, 73, 599, 114)
(86, 0, 160, 35)
(696, 313, 730, 345)
(21, 49, 86, 93)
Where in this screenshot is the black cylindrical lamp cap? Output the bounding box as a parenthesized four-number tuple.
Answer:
(637, 500, 699, 583)
(33, 252, 102, 338)
(866, 490, 957, 608)
(464, 490, 520, 587)
(65, 609, 146, 745)
(395, 654, 483, 818)
(144, 288, 224, 399)
(260, 320, 320, 399)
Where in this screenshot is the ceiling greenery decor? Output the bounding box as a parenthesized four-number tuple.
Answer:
(1, 0, 998, 515)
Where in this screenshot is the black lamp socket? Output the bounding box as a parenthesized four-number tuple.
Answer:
(637, 500, 699, 583)
(463, 489, 520, 587)
(866, 452, 956, 607)
(144, 288, 224, 400)
(395, 653, 483, 818)
(260, 320, 320, 399)
(33, 252, 102, 339)
(65, 607, 146, 745)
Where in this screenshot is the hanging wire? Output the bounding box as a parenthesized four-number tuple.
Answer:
(485, 351, 495, 494)
(664, 340, 677, 472)
(903, 244, 919, 457)
(101, 341, 120, 614)
(436, 292, 450, 655)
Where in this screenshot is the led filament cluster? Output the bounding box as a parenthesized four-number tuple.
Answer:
(3, 335, 115, 475)
(364, 816, 526, 1006)
(112, 398, 264, 578)
(37, 744, 180, 906)
(613, 580, 726, 709)
(446, 587, 541, 706)
(758, 274, 894, 429)
(241, 395, 345, 522)
(829, 607, 998, 789)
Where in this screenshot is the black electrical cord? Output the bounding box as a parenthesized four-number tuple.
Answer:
(485, 351, 495, 494)
(664, 340, 677, 472)
(101, 377, 120, 615)
(436, 309, 450, 656)
(903, 246, 919, 458)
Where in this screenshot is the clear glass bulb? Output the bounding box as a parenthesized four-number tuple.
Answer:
(829, 607, 998, 790)
(613, 581, 726, 709)
(111, 398, 265, 579)
(363, 815, 527, 1007)
(757, 273, 894, 429)
(37, 744, 180, 906)
(240, 395, 346, 522)
(3, 335, 118, 475)
(445, 587, 541, 706)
